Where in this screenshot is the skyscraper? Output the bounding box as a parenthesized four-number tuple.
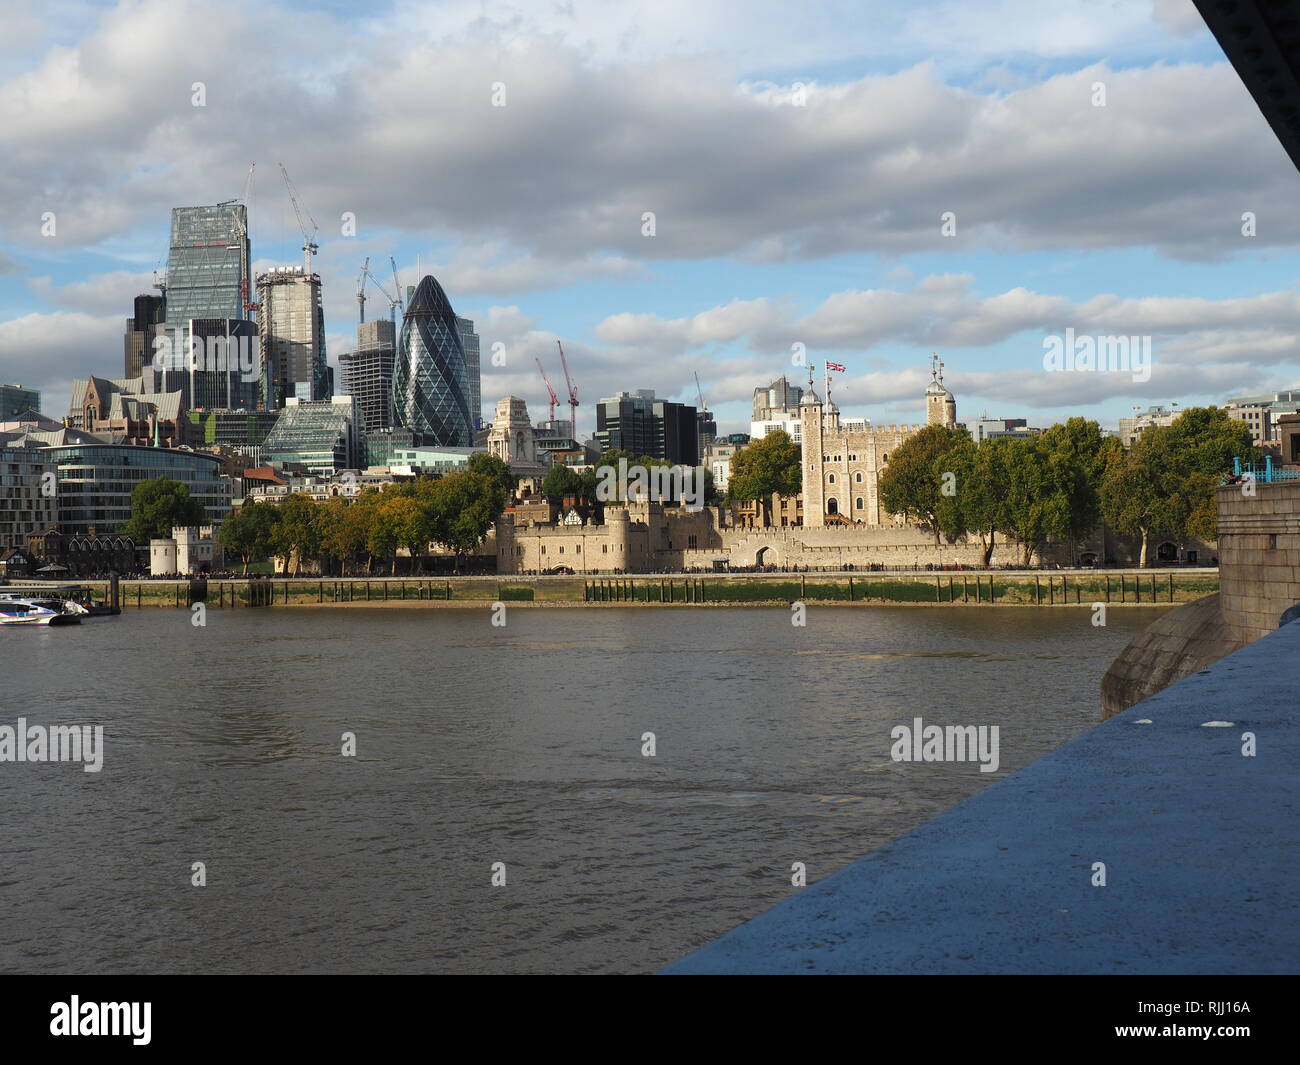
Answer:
(165, 204, 251, 327)
(392, 275, 473, 447)
(340, 319, 396, 434)
(593, 390, 698, 465)
(455, 316, 482, 430)
(256, 266, 329, 409)
(123, 294, 166, 379)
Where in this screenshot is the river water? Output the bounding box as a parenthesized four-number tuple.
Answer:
(0, 605, 1164, 974)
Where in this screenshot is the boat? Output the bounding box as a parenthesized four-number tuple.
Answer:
(0, 597, 84, 626)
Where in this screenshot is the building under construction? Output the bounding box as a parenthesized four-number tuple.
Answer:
(256, 266, 330, 409)
(339, 319, 396, 434)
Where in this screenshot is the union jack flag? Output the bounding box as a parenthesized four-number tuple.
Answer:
(825, 361, 846, 373)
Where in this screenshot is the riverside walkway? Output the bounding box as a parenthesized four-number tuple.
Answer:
(665, 618, 1300, 974)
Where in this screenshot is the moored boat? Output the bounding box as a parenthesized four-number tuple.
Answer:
(0, 597, 83, 626)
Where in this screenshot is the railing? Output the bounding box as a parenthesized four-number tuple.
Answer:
(1229, 457, 1300, 483)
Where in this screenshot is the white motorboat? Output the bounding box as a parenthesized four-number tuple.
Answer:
(0, 597, 83, 626)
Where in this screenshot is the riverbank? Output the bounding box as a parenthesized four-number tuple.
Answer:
(50, 569, 1220, 609)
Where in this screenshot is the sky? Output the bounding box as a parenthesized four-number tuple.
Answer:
(3, 0, 1300, 438)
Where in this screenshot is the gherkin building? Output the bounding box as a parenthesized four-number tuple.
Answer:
(392, 275, 473, 446)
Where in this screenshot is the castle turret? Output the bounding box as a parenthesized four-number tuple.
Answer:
(925, 354, 956, 428)
(800, 369, 826, 527)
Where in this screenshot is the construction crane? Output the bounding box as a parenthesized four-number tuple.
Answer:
(364, 265, 402, 325)
(556, 339, 578, 438)
(357, 256, 370, 323)
(225, 162, 258, 314)
(390, 257, 404, 318)
(535, 355, 559, 424)
(694, 370, 708, 412)
(278, 162, 318, 274)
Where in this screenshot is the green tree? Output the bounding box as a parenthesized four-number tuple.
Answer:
(877, 424, 969, 545)
(1038, 418, 1123, 555)
(1101, 407, 1255, 564)
(996, 435, 1079, 566)
(217, 502, 279, 574)
(726, 430, 801, 526)
(122, 476, 204, 542)
(427, 471, 504, 572)
(268, 494, 322, 576)
(541, 464, 582, 503)
(467, 452, 518, 500)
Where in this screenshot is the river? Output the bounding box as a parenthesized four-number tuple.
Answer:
(0, 605, 1164, 974)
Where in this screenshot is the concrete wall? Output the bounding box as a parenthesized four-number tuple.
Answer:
(1217, 480, 1300, 645)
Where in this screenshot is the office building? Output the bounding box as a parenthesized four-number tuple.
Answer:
(393, 275, 474, 447)
(164, 204, 251, 327)
(456, 316, 482, 430)
(123, 294, 167, 379)
(339, 319, 396, 433)
(0, 384, 41, 421)
(0, 443, 56, 549)
(37, 443, 232, 535)
(593, 390, 698, 465)
(261, 395, 359, 476)
(752, 376, 803, 421)
(1118, 405, 1181, 447)
(256, 266, 329, 408)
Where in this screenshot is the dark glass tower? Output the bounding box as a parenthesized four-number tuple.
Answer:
(392, 275, 473, 447)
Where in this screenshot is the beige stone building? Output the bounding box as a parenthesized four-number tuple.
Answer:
(800, 356, 956, 527)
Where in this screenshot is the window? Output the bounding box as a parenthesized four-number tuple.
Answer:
(688, 535, 697, 549)
(828, 473, 836, 483)
(856, 497, 864, 510)
(559, 546, 564, 554)
(576, 545, 581, 553)
(855, 472, 862, 483)
(602, 544, 608, 553)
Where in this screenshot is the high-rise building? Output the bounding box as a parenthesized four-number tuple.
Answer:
(164, 204, 251, 327)
(696, 407, 717, 463)
(456, 316, 482, 430)
(256, 266, 329, 409)
(392, 275, 474, 447)
(0, 384, 41, 421)
(593, 390, 698, 465)
(753, 375, 803, 421)
(1223, 389, 1300, 449)
(123, 294, 166, 379)
(339, 319, 396, 433)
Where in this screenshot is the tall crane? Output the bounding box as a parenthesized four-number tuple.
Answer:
(222, 162, 258, 315)
(364, 265, 401, 325)
(694, 370, 707, 411)
(556, 339, 578, 438)
(535, 355, 559, 424)
(278, 162, 318, 274)
(357, 256, 370, 323)
(390, 257, 404, 318)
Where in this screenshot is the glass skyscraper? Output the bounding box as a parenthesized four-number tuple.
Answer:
(392, 275, 473, 447)
(455, 316, 481, 430)
(164, 205, 251, 327)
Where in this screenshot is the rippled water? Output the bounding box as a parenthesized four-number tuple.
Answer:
(0, 605, 1165, 974)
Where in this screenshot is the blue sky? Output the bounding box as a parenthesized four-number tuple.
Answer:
(4, 0, 1300, 437)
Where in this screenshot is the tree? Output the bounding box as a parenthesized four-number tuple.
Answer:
(726, 430, 801, 526)
(541, 465, 582, 503)
(217, 502, 279, 574)
(268, 494, 321, 576)
(996, 436, 1078, 566)
(427, 471, 504, 572)
(122, 477, 204, 542)
(467, 453, 518, 501)
(1039, 418, 1122, 553)
(877, 424, 969, 545)
(368, 492, 405, 575)
(1100, 407, 1255, 565)
(318, 495, 377, 576)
